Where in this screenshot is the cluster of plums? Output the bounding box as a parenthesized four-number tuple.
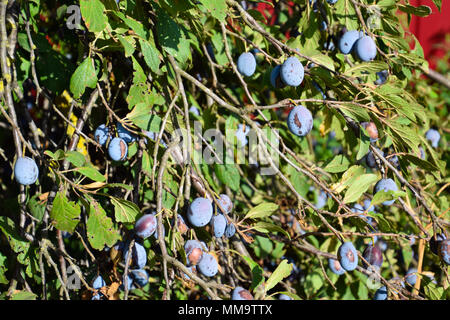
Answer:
(338, 30, 377, 62)
(94, 122, 138, 161)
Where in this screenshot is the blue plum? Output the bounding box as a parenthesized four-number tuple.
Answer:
(94, 124, 111, 146)
(363, 199, 375, 213)
(366, 147, 383, 168)
(216, 194, 233, 214)
(280, 57, 304, 87)
(323, 39, 335, 51)
(430, 233, 446, 255)
(338, 241, 359, 271)
(355, 36, 377, 61)
(197, 253, 218, 277)
(374, 286, 388, 300)
(92, 275, 106, 289)
(117, 122, 137, 143)
(108, 137, 128, 161)
(235, 123, 250, 147)
(224, 222, 236, 238)
(374, 178, 398, 206)
(210, 214, 227, 238)
(14, 156, 39, 185)
(237, 52, 256, 77)
(316, 190, 328, 209)
(339, 30, 362, 55)
(131, 269, 149, 287)
(124, 242, 147, 269)
(328, 258, 345, 275)
(120, 274, 134, 291)
(134, 214, 157, 239)
(189, 105, 200, 116)
(362, 244, 383, 269)
(184, 240, 205, 266)
(361, 122, 379, 142)
(287, 105, 313, 137)
(279, 294, 293, 300)
(388, 155, 399, 169)
(374, 70, 388, 85)
(231, 287, 253, 300)
(153, 218, 166, 240)
(312, 81, 327, 99)
(439, 239, 450, 265)
(143, 130, 168, 148)
(181, 265, 197, 281)
(425, 129, 440, 148)
(187, 197, 213, 227)
(270, 65, 285, 88)
(175, 214, 189, 234)
(327, 0, 338, 4)
(405, 268, 417, 286)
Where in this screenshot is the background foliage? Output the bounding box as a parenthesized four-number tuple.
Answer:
(0, 0, 448, 300)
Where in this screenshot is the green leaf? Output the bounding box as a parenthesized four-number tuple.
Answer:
(110, 197, 140, 223)
(65, 151, 86, 167)
(75, 165, 106, 182)
(127, 103, 163, 131)
(324, 155, 350, 173)
(70, 57, 98, 99)
(118, 35, 136, 57)
(332, 165, 365, 193)
(80, 0, 107, 33)
(398, 4, 432, 17)
(155, 6, 191, 65)
(343, 174, 378, 204)
(243, 202, 279, 221)
(370, 189, 406, 207)
(50, 192, 81, 232)
(356, 129, 371, 161)
(10, 291, 37, 300)
(310, 54, 335, 72)
(214, 164, 240, 191)
(344, 61, 388, 77)
(0, 217, 30, 265)
(265, 260, 293, 292)
(86, 199, 121, 250)
(252, 221, 290, 239)
(239, 254, 265, 291)
(422, 276, 445, 300)
(113, 11, 148, 39)
(198, 0, 227, 22)
(139, 39, 160, 73)
(0, 253, 8, 284)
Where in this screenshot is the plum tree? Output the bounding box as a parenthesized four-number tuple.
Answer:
(0, 0, 448, 303)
